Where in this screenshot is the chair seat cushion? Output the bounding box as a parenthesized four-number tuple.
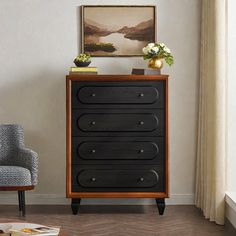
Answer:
(0, 166, 32, 186)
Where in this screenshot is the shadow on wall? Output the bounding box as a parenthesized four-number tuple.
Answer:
(0, 69, 66, 194)
(76, 6, 81, 55)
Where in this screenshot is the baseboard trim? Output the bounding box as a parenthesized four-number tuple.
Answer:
(0, 193, 195, 205)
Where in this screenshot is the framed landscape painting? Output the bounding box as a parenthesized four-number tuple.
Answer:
(81, 5, 156, 57)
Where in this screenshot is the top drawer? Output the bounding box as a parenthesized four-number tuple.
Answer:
(72, 81, 165, 108)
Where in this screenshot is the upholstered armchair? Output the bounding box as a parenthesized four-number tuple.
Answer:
(0, 124, 39, 216)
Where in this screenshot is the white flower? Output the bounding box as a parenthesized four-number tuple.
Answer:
(147, 43, 155, 48)
(142, 47, 148, 54)
(164, 47, 171, 53)
(151, 46, 159, 54)
(160, 43, 165, 47)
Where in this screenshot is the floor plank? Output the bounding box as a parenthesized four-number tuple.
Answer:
(0, 205, 235, 236)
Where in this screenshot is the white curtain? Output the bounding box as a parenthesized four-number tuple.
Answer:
(195, 0, 227, 225)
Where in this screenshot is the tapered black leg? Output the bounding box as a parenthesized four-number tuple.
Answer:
(71, 198, 81, 215)
(21, 191, 26, 216)
(18, 191, 22, 211)
(156, 198, 165, 215)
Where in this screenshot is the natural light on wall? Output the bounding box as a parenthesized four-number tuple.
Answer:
(227, 0, 236, 193)
(226, 0, 236, 229)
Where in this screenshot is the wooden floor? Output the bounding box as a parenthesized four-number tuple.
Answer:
(0, 205, 235, 236)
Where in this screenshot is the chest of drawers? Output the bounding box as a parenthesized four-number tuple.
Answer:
(66, 74, 169, 215)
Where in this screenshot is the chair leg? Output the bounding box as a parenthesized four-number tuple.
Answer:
(18, 190, 26, 216)
(18, 190, 22, 212)
(21, 190, 26, 216)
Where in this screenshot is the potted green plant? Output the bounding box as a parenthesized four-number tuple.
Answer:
(74, 53, 91, 67)
(142, 43, 174, 69)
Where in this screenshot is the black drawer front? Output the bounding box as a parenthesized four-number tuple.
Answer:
(79, 142, 158, 160)
(72, 165, 164, 192)
(78, 86, 158, 104)
(72, 81, 165, 108)
(72, 137, 164, 165)
(72, 109, 164, 137)
(79, 170, 158, 188)
(79, 113, 158, 132)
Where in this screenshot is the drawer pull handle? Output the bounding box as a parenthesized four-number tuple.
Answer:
(139, 177, 144, 182)
(91, 149, 96, 153)
(91, 177, 96, 182)
(139, 121, 144, 125)
(91, 121, 96, 125)
(139, 93, 144, 97)
(91, 93, 96, 97)
(139, 149, 144, 153)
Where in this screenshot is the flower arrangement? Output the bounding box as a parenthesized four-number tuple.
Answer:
(74, 53, 91, 67)
(142, 43, 174, 66)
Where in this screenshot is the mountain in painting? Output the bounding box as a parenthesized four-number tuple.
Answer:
(117, 19, 154, 41)
(84, 19, 154, 42)
(84, 21, 113, 36)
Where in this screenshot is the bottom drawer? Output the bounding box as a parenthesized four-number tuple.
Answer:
(72, 165, 164, 192)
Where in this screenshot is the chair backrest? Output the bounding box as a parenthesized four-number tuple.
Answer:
(0, 124, 24, 161)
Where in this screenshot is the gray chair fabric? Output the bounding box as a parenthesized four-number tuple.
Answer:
(0, 166, 32, 186)
(0, 124, 38, 186)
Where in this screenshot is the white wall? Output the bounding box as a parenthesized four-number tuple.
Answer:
(227, 0, 236, 228)
(227, 0, 236, 193)
(0, 0, 200, 204)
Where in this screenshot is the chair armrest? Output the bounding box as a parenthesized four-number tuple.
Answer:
(15, 148, 39, 185)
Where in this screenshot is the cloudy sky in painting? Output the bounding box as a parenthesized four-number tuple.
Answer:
(84, 7, 154, 30)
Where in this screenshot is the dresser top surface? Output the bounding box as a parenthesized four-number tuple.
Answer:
(67, 74, 169, 81)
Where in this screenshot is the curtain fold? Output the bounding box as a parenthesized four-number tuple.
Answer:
(195, 0, 227, 225)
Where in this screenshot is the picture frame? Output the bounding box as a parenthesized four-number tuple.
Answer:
(80, 5, 156, 57)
